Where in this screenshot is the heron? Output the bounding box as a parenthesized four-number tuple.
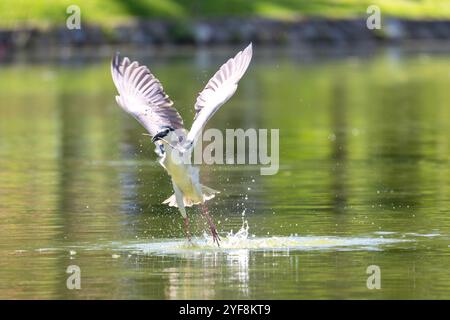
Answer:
(111, 43, 253, 246)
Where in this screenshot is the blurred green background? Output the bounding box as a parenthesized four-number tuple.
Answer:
(0, 0, 450, 300)
(0, 0, 449, 29)
(1, 48, 450, 299)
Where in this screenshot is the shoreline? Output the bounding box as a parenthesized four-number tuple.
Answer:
(1, 18, 449, 51)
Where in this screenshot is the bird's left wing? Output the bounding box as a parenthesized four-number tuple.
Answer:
(111, 53, 184, 139)
(185, 43, 253, 147)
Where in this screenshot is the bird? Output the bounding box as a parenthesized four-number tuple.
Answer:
(111, 43, 253, 246)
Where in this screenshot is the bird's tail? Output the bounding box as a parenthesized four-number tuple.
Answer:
(162, 185, 219, 208)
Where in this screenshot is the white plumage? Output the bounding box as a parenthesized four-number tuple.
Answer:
(111, 43, 253, 245)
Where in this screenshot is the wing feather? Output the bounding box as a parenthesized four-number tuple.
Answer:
(111, 54, 184, 138)
(186, 43, 253, 145)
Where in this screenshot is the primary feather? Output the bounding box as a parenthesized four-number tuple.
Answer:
(186, 43, 253, 146)
(111, 53, 184, 139)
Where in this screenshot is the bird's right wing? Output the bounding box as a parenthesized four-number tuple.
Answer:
(185, 43, 253, 147)
(111, 53, 184, 139)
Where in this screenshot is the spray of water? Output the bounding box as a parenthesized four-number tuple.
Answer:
(119, 209, 412, 255)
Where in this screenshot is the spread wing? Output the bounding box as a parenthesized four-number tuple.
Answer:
(111, 53, 184, 138)
(185, 43, 253, 146)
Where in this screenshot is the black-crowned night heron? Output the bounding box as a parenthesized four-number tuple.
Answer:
(111, 43, 253, 246)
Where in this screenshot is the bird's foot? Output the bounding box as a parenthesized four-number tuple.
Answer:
(201, 204, 221, 247)
(210, 225, 221, 247)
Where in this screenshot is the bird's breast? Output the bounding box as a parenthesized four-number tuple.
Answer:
(162, 150, 201, 198)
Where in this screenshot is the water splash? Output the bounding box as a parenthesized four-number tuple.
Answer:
(27, 219, 416, 257)
(123, 218, 411, 256)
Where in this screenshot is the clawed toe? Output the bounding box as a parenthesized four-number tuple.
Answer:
(200, 204, 221, 247)
(211, 228, 221, 247)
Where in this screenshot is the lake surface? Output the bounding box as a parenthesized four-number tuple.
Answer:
(0, 45, 449, 299)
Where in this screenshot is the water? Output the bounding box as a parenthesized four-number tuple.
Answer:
(0, 46, 449, 299)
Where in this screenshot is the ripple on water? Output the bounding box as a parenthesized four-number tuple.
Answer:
(121, 221, 411, 256)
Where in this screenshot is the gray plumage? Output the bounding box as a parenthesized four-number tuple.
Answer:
(111, 54, 184, 138)
(111, 43, 252, 148)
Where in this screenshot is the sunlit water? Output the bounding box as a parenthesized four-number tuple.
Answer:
(122, 220, 411, 254)
(0, 45, 449, 299)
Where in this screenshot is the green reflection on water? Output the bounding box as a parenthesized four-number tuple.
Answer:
(0, 47, 449, 299)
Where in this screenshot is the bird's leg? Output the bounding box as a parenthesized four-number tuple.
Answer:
(184, 216, 191, 242)
(201, 203, 221, 247)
